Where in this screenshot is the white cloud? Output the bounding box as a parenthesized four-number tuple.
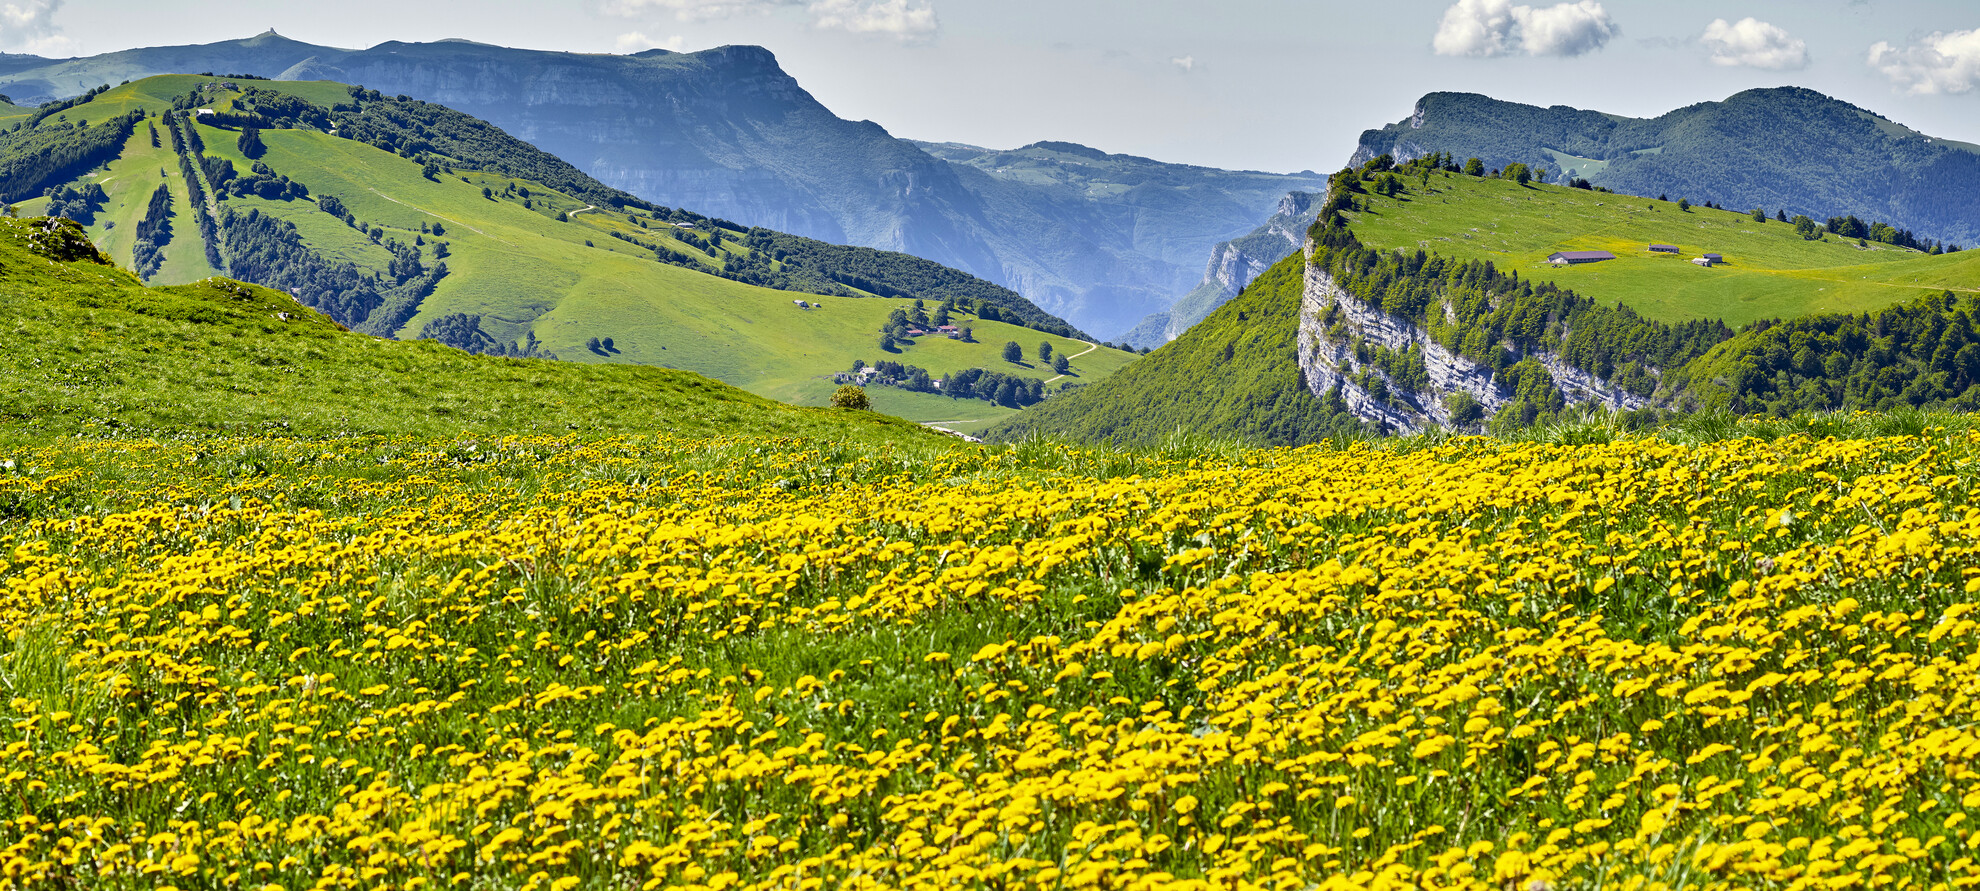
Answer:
(1169, 55, 1194, 73)
(0, 0, 73, 55)
(809, 0, 936, 42)
(1433, 0, 1616, 59)
(616, 31, 686, 53)
(1869, 29, 1980, 95)
(603, 0, 794, 23)
(1701, 18, 1808, 70)
(606, 0, 935, 42)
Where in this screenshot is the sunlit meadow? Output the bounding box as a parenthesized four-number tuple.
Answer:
(0, 428, 1976, 889)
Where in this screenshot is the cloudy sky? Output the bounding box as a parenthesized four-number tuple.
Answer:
(6, 0, 1979, 173)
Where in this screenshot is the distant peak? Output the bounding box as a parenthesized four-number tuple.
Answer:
(696, 45, 779, 69)
(1020, 140, 1107, 160)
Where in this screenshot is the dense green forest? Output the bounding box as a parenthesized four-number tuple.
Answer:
(1675, 293, 1980, 415)
(0, 110, 139, 203)
(415, 312, 557, 359)
(130, 183, 173, 280)
(837, 359, 1049, 408)
(757, 232, 1083, 339)
(217, 206, 443, 336)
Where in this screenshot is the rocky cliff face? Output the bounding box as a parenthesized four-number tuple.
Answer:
(1295, 241, 1650, 434)
(1124, 191, 1318, 348)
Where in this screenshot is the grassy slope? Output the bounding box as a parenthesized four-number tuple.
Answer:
(0, 216, 927, 444)
(83, 117, 219, 284)
(15, 76, 1138, 420)
(1346, 174, 1980, 327)
(987, 256, 1345, 445)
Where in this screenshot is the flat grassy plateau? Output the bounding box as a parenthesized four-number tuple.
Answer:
(1346, 174, 1980, 327)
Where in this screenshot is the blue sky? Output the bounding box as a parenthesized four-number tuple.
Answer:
(7, 1, 1979, 173)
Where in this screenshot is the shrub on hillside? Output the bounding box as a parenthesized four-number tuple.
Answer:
(831, 385, 871, 411)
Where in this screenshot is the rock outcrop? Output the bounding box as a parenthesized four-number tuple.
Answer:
(1125, 190, 1319, 348)
(1295, 240, 1650, 433)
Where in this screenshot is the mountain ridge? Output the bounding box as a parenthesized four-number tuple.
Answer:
(0, 34, 1324, 338)
(0, 74, 1140, 426)
(1352, 86, 1980, 248)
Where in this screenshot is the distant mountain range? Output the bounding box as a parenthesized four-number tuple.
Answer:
(1353, 86, 1980, 248)
(0, 31, 1324, 338)
(0, 73, 1143, 422)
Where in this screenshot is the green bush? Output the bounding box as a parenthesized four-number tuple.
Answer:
(831, 385, 871, 411)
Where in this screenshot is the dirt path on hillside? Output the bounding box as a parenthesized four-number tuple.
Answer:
(1043, 340, 1098, 383)
(368, 188, 514, 246)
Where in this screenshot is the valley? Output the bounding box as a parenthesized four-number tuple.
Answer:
(5, 19, 1980, 891)
(0, 75, 1136, 426)
(0, 33, 1328, 338)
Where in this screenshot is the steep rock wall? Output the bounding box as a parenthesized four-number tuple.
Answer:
(1295, 241, 1651, 432)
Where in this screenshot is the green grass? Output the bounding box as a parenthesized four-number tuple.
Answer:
(0, 215, 931, 444)
(1345, 173, 1980, 326)
(81, 119, 220, 284)
(986, 256, 1353, 445)
(14, 76, 1140, 427)
(204, 122, 1141, 407)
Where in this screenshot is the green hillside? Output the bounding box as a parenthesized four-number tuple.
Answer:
(996, 159, 1980, 444)
(0, 76, 1137, 427)
(1344, 172, 1980, 327)
(988, 257, 1362, 445)
(0, 215, 928, 443)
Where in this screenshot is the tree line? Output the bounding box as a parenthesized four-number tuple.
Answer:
(130, 184, 173, 280)
(838, 359, 1049, 408)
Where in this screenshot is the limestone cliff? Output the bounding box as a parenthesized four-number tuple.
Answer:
(1124, 190, 1318, 349)
(1295, 241, 1650, 434)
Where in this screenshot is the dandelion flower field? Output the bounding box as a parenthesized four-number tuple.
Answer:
(2, 431, 1978, 890)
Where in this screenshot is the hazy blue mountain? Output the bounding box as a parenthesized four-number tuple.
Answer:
(1122, 191, 1318, 349)
(0, 33, 1324, 336)
(1353, 87, 1980, 246)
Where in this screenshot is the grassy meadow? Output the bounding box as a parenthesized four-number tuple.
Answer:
(2, 181, 1979, 888)
(2, 416, 1979, 889)
(0, 216, 928, 444)
(4, 76, 1137, 419)
(4, 76, 1979, 891)
(1345, 174, 1980, 327)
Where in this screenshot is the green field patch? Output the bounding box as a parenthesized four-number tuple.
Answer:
(1347, 175, 1970, 326)
(81, 120, 219, 284)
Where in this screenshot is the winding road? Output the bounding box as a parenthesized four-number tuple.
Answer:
(1043, 340, 1098, 383)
